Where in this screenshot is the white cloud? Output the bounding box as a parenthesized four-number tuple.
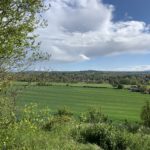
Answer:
(36, 0, 150, 63)
(79, 54, 90, 60)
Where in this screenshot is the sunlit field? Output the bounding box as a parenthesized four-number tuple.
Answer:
(17, 84, 150, 121)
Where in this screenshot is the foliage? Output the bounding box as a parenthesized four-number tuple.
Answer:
(55, 106, 73, 117)
(13, 71, 150, 86)
(43, 106, 73, 131)
(0, 1, 51, 147)
(0, 97, 15, 128)
(72, 123, 150, 150)
(0, 103, 101, 149)
(21, 103, 52, 126)
(118, 120, 140, 133)
(141, 101, 150, 127)
(36, 81, 50, 86)
(0, 103, 150, 149)
(117, 84, 124, 89)
(0, 0, 50, 69)
(80, 107, 108, 124)
(43, 115, 72, 131)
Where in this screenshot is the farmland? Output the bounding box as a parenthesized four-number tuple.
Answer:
(17, 84, 150, 121)
(1, 0, 150, 148)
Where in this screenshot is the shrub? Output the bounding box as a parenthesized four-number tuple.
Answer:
(55, 106, 73, 117)
(72, 124, 150, 150)
(80, 107, 108, 124)
(43, 106, 73, 131)
(43, 115, 72, 131)
(1, 103, 150, 149)
(72, 124, 129, 150)
(21, 103, 52, 126)
(141, 101, 150, 127)
(0, 97, 15, 128)
(117, 84, 124, 89)
(119, 120, 140, 133)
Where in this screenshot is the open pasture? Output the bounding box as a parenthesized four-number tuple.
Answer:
(17, 85, 150, 121)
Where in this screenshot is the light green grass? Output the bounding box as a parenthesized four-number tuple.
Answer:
(17, 85, 150, 121)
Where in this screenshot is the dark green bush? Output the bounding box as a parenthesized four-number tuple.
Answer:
(119, 120, 140, 133)
(73, 124, 129, 150)
(117, 84, 124, 89)
(72, 124, 150, 150)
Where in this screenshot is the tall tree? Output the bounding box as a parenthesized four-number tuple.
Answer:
(0, 0, 49, 70)
(0, 0, 49, 131)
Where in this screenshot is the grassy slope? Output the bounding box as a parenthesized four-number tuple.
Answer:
(17, 84, 150, 121)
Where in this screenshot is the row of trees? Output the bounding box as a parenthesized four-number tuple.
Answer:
(13, 71, 150, 85)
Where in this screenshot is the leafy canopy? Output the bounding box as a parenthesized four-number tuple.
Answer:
(0, 0, 49, 69)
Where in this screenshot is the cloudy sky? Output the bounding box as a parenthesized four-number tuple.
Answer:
(32, 0, 150, 71)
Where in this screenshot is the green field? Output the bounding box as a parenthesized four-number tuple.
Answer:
(17, 85, 150, 121)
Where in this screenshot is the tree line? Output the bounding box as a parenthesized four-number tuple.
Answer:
(13, 71, 150, 86)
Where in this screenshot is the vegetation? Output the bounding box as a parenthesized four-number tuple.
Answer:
(0, 103, 150, 149)
(1, 1, 150, 149)
(72, 123, 150, 150)
(0, 0, 50, 70)
(13, 71, 150, 94)
(141, 101, 150, 127)
(117, 84, 124, 89)
(13, 71, 150, 85)
(17, 84, 150, 121)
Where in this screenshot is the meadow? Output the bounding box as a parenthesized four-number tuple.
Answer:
(17, 83, 150, 121)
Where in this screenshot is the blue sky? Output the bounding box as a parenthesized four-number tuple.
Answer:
(32, 0, 150, 71)
(104, 0, 150, 23)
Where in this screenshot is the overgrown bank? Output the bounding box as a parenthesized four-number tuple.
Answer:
(0, 102, 150, 150)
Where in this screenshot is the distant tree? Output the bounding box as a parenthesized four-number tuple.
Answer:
(141, 101, 150, 127)
(117, 84, 124, 89)
(138, 85, 148, 94)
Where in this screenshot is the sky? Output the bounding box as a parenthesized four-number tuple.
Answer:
(31, 0, 150, 71)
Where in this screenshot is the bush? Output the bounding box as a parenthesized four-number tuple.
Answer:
(72, 124, 128, 150)
(80, 107, 108, 124)
(55, 106, 73, 117)
(119, 120, 140, 133)
(1, 103, 150, 149)
(0, 97, 15, 128)
(43, 106, 73, 131)
(141, 101, 150, 127)
(117, 84, 124, 89)
(43, 115, 72, 131)
(72, 124, 150, 150)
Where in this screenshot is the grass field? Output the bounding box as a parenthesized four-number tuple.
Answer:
(16, 84, 150, 121)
